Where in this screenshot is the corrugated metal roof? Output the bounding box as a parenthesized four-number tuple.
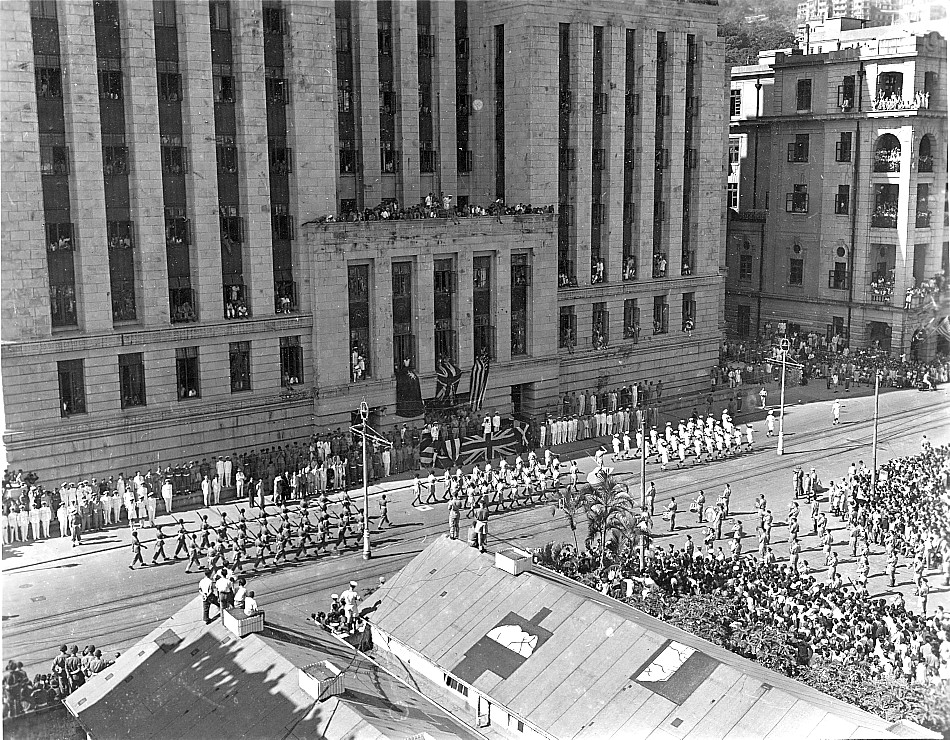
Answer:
(64, 596, 483, 740)
(370, 537, 937, 740)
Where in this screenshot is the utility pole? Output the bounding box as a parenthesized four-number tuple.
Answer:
(871, 368, 881, 489)
(349, 400, 392, 561)
(639, 413, 647, 570)
(360, 401, 370, 560)
(777, 337, 790, 456)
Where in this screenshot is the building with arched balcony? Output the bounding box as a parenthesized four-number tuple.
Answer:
(725, 17, 947, 357)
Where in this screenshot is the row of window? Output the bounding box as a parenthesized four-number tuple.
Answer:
(557, 294, 696, 349)
(783, 132, 937, 172)
(57, 338, 304, 417)
(782, 182, 931, 227)
(730, 71, 939, 117)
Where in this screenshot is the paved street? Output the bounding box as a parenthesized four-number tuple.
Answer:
(3, 384, 948, 679)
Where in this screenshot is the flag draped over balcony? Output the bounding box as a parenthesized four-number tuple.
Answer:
(469, 354, 490, 411)
(435, 358, 462, 403)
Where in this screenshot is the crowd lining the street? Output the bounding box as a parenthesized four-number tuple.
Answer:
(533, 442, 950, 697)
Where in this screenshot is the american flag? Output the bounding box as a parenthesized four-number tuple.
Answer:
(469, 353, 491, 411)
(435, 358, 462, 402)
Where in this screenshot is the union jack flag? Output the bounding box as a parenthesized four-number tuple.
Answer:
(455, 428, 518, 466)
(435, 359, 462, 403)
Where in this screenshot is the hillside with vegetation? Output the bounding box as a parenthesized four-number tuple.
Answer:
(718, 0, 799, 66)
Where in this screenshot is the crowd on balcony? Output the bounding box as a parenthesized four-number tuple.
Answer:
(905, 272, 948, 310)
(224, 285, 250, 320)
(871, 90, 931, 112)
(316, 195, 555, 224)
(652, 252, 668, 278)
(869, 271, 895, 301)
(558, 262, 578, 288)
(623, 256, 637, 281)
(535, 443, 950, 711)
(590, 256, 606, 285)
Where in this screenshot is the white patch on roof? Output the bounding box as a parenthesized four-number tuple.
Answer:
(637, 641, 696, 683)
(486, 625, 538, 658)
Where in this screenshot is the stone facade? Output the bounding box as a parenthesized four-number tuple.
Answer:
(725, 22, 948, 355)
(1, 0, 725, 481)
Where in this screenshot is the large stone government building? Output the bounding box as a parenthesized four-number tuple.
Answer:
(725, 17, 947, 354)
(1, 0, 726, 479)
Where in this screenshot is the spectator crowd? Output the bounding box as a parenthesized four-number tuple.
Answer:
(536, 442, 950, 701)
(314, 195, 554, 224)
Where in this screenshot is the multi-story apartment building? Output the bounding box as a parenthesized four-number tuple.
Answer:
(726, 18, 947, 357)
(1, 0, 725, 480)
(797, 0, 946, 26)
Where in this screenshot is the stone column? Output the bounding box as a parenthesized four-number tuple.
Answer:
(695, 33, 726, 278)
(119, 1, 169, 326)
(665, 31, 688, 277)
(393, 0, 419, 205)
(286, 0, 336, 224)
(431, 0, 457, 200)
(60, 0, 112, 332)
(416, 250, 435, 375)
(286, 1, 338, 315)
(355, 0, 381, 208)
(375, 255, 394, 379)
(178, 1, 222, 322)
(0, 0, 51, 340)
(636, 27, 657, 283)
(232, 0, 275, 318)
(495, 248, 511, 363)
(604, 25, 627, 290)
(571, 23, 593, 287)
(457, 250, 474, 367)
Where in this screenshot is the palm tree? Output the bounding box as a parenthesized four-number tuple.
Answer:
(558, 485, 583, 553)
(615, 510, 651, 571)
(583, 472, 636, 569)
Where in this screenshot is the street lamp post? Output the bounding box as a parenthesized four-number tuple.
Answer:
(360, 401, 371, 560)
(776, 338, 790, 456)
(871, 368, 881, 488)
(639, 414, 647, 570)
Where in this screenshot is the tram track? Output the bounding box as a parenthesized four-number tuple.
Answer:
(3, 394, 947, 670)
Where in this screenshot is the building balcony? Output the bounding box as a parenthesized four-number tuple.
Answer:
(916, 211, 931, 229)
(871, 208, 898, 229)
(873, 149, 901, 173)
(275, 280, 298, 314)
(731, 209, 767, 223)
(681, 253, 693, 276)
(558, 261, 577, 289)
(590, 257, 606, 285)
(868, 274, 894, 304)
(622, 256, 638, 281)
(652, 253, 668, 279)
(170, 287, 198, 324)
(224, 285, 250, 320)
(828, 271, 850, 291)
(111, 281, 137, 322)
(870, 91, 931, 112)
